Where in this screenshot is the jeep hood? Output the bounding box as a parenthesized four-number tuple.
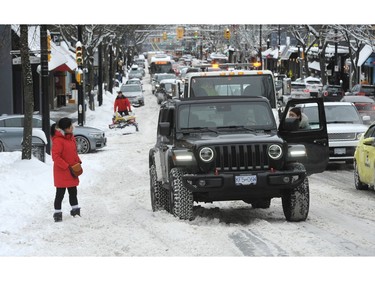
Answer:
(177, 131, 281, 148)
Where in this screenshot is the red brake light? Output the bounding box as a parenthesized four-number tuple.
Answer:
(323, 91, 328, 97)
(358, 91, 365, 96)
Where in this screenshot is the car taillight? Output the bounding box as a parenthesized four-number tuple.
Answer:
(358, 91, 366, 96)
(323, 91, 328, 97)
(304, 89, 310, 93)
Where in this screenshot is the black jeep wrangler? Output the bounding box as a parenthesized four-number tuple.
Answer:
(149, 96, 328, 221)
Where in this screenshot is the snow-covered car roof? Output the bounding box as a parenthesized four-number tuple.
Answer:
(32, 128, 47, 144)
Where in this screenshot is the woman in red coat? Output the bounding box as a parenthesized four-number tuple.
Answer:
(51, 117, 82, 222)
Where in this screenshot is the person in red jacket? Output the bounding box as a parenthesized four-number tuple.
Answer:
(114, 91, 132, 116)
(50, 117, 82, 222)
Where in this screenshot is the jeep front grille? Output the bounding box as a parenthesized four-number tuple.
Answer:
(213, 144, 269, 171)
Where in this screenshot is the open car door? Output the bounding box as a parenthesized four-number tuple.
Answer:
(278, 98, 329, 175)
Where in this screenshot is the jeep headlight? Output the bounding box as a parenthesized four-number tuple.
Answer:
(199, 147, 214, 163)
(172, 150, 196, 164)
(268, 144, 283, 160)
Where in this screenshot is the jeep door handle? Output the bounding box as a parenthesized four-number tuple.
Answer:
(314, 139, 328, 145)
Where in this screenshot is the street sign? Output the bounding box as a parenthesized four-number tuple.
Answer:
(12, 56, 41, 65)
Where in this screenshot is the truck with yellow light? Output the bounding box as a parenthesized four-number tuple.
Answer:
(182, 68, 280, 123)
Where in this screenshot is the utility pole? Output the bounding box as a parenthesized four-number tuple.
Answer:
(77, 25, 85, 126)
(108, 43, 113, 93)
(40, 25, 51, 154)
(98, 43, 103, 106)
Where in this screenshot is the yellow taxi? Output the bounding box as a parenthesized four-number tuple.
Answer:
(354, 123, 375, 190)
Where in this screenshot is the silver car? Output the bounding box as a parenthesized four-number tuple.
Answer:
(128, 68, 143, 80)
(0, 114, 107, 154)
(299, 102, 370, 163)
(151, 73, 177, 94)
(125, 78, 143, 90)
(120, 84, 145, 107)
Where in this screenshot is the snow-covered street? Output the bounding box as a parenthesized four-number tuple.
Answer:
(1, 75, 374, 280)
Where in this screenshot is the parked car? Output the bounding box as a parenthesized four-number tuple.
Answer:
(151, 73, 177, 94)
(319, 85, 344, 101)
(120, 84, 145, 107)
(354, 122, 375, 190)
(0, 114, 107, 154)
(299, 102, 370, 163)
(345, 84, 375, 98)
(340, 95, 375, 123)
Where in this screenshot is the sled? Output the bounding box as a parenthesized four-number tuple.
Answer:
(109, 112, 139, 132)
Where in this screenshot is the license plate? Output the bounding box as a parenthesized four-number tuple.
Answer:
(235, 175, 257, 186)
(334, 148, 346, 155)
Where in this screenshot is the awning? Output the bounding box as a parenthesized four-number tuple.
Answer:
(11, 25, 77, 72)
(279, 45, 294, 60)
(357, 44, 373, 66)
(262, 48, 279, 59)
(49, 41, 77, 72)
(308, 61, 321, 71)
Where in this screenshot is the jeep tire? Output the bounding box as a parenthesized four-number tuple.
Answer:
(150, 164, 168, 212)
(282, 163, 309, 222)
(169, 168, 194, 220)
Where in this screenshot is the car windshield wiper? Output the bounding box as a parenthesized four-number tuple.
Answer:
(216, 125, 256, 132)
(181, 127, 218, 134)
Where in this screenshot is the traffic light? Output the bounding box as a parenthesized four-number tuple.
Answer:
(75, 41, 83, 66)
(224, 28, 231, 40)
(176, 27, 184, 39)
(47, 32, 51, 62)
(75, 68, 83, 85)
(194, 30, 198, 39)
(163, 32, 167, 40)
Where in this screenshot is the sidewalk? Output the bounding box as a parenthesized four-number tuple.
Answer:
(50, 102, 78, 122)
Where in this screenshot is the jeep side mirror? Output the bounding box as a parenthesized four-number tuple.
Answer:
(159, 122, 171, 136)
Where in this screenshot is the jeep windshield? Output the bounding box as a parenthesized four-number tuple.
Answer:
(178, 100, 276, 131)
(189, 74, 276, 108)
